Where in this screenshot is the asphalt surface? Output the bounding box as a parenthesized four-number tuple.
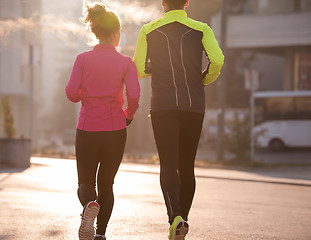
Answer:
(0, 157, 311, 240)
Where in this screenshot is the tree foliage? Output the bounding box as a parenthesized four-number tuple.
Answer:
(225, 111, 250, 161)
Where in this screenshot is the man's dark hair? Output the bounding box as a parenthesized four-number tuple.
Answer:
(165, 0, 187, 9)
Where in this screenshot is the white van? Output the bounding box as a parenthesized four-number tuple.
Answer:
(252, 91, 311, 151)
(254, 120, 311, 151)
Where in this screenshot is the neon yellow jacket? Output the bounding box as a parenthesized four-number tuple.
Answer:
(133, 10, 224, 113)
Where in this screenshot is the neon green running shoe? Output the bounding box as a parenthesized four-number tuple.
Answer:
(168, 216, 189, 240)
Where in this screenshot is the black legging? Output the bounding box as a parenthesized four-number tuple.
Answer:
(75, 128, 126, 235)
(151, 110, 204, 224)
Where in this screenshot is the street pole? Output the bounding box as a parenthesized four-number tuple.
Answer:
(216, 0, 228, 161)
(250, 70, 259, 162)
(250, 78, 255, 162)
(21, 0, 33, 139)
(22, 0, 34, 139)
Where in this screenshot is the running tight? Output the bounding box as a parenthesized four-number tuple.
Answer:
(75, 128, 126, 235)
(151, 110, 204, 224)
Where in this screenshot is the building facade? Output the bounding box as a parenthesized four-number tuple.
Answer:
(0, 0, 88, 151)
(211, 0, 311, 108)
(0, 0, 42, 144)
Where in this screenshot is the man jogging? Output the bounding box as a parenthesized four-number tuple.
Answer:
(133, 0, 224, 239)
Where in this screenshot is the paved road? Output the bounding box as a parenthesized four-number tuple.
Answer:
(0, 157, 311, 240)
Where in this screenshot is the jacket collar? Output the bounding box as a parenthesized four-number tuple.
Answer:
(164, 10, 187, 18)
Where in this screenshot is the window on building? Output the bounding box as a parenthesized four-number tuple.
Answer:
(233, 0, 311, 15)
(258, 0, 296, 14)
(295, 52, 311, 90)
(297, 0, 311, 12)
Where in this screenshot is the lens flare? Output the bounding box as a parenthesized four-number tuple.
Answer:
(0, 14, 87, 47)
(0, 1, 162, 47)
(85, 0, 162, 24)
(0, 15, 39, 40)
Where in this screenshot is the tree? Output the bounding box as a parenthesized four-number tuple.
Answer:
(225, 111, 250, 161)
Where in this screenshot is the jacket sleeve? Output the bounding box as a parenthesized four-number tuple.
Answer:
(65, 55, 83, 103)
(124, 61, 141, 120)
(133, 26, 152, 79)
(202, 24, 224, 85)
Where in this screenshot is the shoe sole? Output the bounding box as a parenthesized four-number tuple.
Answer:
(173, 220, 189, 240)
(79, 201, 100, 240)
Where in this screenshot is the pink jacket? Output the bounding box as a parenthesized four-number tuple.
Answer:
(66, 45, 140, 132)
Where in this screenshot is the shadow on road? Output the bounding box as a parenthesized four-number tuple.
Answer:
(45, 229, 64, 237)
(0, 166, 29, 188)
(0, 165, 28, 174)
(0, 235, 11, 240)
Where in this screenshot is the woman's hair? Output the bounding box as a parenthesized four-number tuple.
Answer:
(82, 2, 120, 40)
(165, 0, 187, 9)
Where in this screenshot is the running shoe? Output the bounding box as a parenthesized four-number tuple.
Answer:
(93, 235, 106, 240)
(79, 201, 100, 240)
(168, 216, 189, 240)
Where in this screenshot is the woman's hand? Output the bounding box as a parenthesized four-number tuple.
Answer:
(126, 118, 133, 126)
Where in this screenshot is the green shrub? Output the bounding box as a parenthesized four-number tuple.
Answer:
(1, 96, 16, 138)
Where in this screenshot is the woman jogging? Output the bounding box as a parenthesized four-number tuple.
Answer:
(65, 2, 140, 240)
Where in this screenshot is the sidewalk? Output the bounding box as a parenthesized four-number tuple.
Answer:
(0, 157, 311, 240)
(120, 159, 311, 186)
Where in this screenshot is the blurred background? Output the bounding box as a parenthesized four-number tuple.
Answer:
(0, 0, 311, 164)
